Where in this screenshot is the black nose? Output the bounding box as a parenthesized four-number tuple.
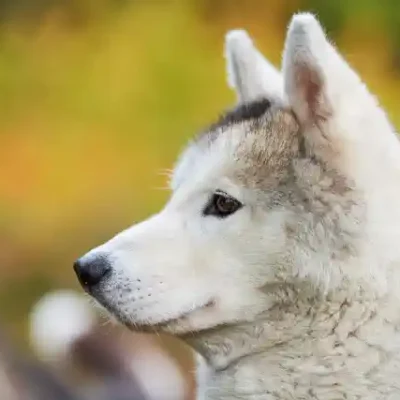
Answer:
(73, 255, 111, 290)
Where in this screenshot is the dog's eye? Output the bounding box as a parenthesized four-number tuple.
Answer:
(203, 192, 243, 218)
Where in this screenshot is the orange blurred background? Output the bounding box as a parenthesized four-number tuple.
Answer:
(1, 0, 400, 397)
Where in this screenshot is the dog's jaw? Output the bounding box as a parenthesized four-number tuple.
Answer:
(117, 299, 218, 335)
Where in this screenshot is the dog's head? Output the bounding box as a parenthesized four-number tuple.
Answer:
(74, 14, 399, 335)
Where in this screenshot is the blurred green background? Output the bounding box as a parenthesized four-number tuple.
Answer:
(1, 0, 400, 348)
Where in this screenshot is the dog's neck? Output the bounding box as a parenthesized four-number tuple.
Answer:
(181, 288, 399, 400)
(183, 308, 311, 371)
(182, 285, 369, 371)
(182, 309, 319, 400)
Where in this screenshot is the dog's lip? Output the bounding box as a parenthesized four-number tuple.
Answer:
(128, 299, 216, 330)
(157, 299, 216, 325)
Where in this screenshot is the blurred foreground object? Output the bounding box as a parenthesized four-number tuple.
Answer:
(0, 326, 80, 400)
(30, 290, 189, 400)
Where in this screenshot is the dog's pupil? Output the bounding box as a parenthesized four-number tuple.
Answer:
(216, 195, 234, 213)
(203, 192, 241, 217)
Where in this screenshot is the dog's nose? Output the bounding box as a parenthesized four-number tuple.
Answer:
(73, 255, 111, 290)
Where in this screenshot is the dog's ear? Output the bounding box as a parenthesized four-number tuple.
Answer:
(283, 13, 366, 130)
(225, 30, 283, 104)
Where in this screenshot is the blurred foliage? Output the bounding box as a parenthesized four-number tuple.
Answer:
(0, 0, 400, 348)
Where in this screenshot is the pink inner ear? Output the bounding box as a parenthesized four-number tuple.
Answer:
(295, 62, 331, 124)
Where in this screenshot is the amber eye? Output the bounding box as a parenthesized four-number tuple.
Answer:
(203, 192, 243, 218)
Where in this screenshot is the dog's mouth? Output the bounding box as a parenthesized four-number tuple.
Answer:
(123, 299, 216, 332)
(155, 299, 216, 327)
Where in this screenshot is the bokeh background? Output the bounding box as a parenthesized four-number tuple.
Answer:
(1, 0, 400, 398)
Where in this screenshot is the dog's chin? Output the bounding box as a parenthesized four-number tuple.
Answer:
(110, 300, 218, 336)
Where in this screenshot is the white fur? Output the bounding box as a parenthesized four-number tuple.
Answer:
(225, 29, 284, 103)
(282, 13, 400, 293)
(194, 353, 211, 400)
(77, 13, 400, 399)
(30, 290, 96, 363)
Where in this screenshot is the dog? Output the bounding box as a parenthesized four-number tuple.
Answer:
(74, 13, 400, 399)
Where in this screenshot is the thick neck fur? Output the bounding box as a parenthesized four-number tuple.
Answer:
(185, 283, 400, 400)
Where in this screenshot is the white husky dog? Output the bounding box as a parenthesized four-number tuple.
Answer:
(74, 13, 400, 399)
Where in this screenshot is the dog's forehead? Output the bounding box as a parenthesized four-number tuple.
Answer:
(171, 100, 300, 192)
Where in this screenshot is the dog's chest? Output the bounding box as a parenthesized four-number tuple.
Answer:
(197, 341, 400, 400)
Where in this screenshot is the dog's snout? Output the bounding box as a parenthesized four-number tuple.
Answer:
(73, 255, 111, 290)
